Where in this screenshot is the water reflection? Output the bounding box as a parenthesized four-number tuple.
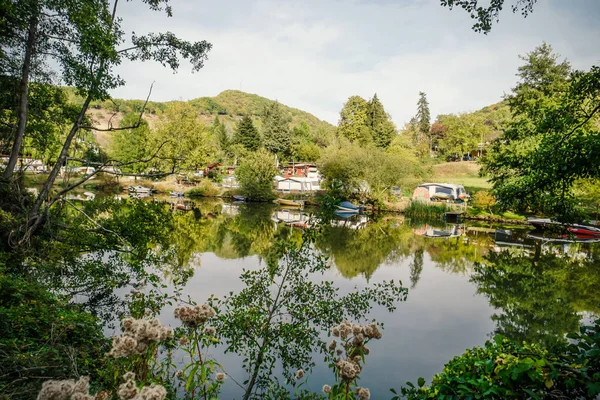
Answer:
(71, 198, 600, 398)
(166, 200, 600, 346)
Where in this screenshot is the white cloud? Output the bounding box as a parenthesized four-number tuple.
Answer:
(110, 0, 600, 126)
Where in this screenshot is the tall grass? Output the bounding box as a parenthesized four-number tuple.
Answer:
(403, 201, 447, 219)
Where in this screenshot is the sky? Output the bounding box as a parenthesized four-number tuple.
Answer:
(111, 0, 600, 126)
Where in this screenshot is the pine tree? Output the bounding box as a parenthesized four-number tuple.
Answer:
(213, 115, 229, 152)
(367, 94, 396, 148)
(416, 92, 431, 155)
(234, 116, 261, 151)
(262, 102, 292, 156)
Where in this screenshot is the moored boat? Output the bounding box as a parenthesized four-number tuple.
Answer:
(336, 201, 360, 213)
(527, 218, 600, 236)
(129, 185, 153, 194)
(233, 195, 247, 202)
(274, 198, 305, 208)
(170, 191, 184, 197)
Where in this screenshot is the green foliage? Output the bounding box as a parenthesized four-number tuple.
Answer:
(236, 149, 278, 201)
(471, 250, 600, 347)
(319, 143, 426, 204)
(399, 316, 600, 399)
(234, 115, 262, 152)
(403, 202, 447, 219)
(337, 94, 397, 148)
(212, 115, 230, 153)
(338, 96, 371, 143)
(109, 112, 151, 173)
(415, 92, 431, 152)
(151, 102, 217, 172)
(471, 190, 497, 214)
(293, 141, 321, 162)
(482, 43, 600, 219)
(208, 233, 407, 399)
(367, 94, 396, 148)
(0, 272, 108, 398)
(187, 179, 220, 197)
(261, 101, 292, 157)
(440, 0, 539, 33)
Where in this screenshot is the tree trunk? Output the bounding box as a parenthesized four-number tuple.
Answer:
(23, 95, 92, 241)
(3, 13, 38, 181)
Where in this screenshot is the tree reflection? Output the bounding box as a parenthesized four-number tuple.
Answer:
(471, 247, 600, 347)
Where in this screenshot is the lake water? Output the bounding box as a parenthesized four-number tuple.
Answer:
(116, 198, 600, 399)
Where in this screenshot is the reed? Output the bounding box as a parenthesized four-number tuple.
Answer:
(403, 201, 447, 219)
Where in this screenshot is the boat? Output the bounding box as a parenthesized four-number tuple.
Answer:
(129, 185, 153, 194)
(527, 218, 600, 236)
(336, 201, 360, 213)
(170, 191, 184, 197)
(233, 195, 247, 202)
(527, 231, 600, 244)
(274, 198, 305, 208)
(65, 191, 96, 201)
(334, 210, 359, 219)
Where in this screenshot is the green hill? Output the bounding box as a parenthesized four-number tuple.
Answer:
(65, 88, 336, 151)
(75, 88, 334, 133)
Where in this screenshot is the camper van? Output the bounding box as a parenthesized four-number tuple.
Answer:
(412, 183, 470, 203)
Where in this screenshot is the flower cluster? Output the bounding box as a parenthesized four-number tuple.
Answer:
(117, 372, 166, 400)
(174, 304, 216, 326)
(295, 369, 305, 380)
(37, 376, 94, 400)
(108, 317, 173, 358)
(324, 321, 383, 397)
(355, 387, 371, 400)
(332, 321, 382, 341)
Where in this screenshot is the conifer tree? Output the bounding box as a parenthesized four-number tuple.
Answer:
(416, 92, 431, 155)
(213, 115, 229, 153)
(367, 94, 396, 148)
(262, 102, 291, 156)
(234, 116, 261, 151)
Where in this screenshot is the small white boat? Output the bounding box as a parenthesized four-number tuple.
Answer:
(129, 185, 153, 194)
(170, 191, 185, 197)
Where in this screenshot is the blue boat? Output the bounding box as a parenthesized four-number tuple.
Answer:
(336, 201, 360, 213)
(334, 210, 358, 218)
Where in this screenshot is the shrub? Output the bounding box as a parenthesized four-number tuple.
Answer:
(397, 317, 600, 399)
(472, 190, 497, 214)
(187, 180, 220, 198)
(0, 272, 108, 398)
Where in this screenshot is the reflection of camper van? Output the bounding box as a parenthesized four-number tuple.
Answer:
(412, 183, 470, 202)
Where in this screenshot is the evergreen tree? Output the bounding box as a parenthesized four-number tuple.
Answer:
(367, 93, 396, 148)
(262, 102, 292, 156)
(416, 92, 431, 155)
(234, 116, 261, 151)
(212, 115, 229, 153)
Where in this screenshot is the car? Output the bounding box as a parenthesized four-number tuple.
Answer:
(462, 154, 472, 161)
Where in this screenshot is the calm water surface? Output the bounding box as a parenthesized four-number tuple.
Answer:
(127, 198, 600, 399)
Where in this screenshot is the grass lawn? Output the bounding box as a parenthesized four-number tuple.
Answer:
(431, 161, 491, 193)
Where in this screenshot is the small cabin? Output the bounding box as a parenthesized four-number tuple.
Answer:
(412, 183, 469, 203)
